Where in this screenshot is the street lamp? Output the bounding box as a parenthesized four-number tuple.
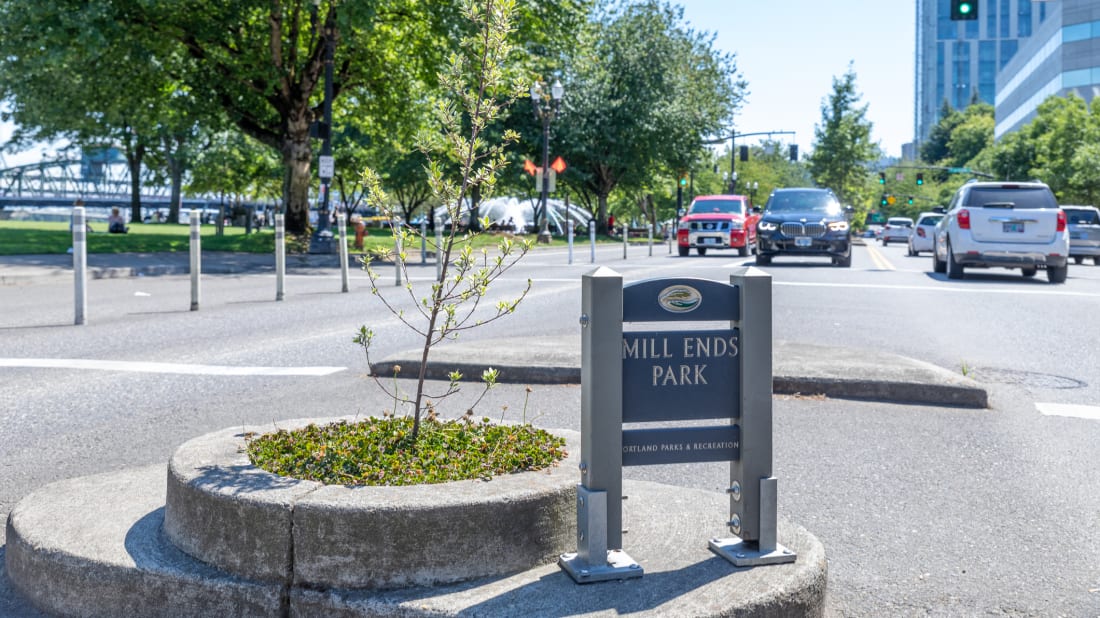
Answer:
(309, 0, 337, 253)
(531, 78, 563, 244)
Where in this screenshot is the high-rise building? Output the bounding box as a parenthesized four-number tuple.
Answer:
(915, 0, 1051, 146)
(994, 1, 1100, 139)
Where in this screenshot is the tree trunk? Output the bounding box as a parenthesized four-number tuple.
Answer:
(126, 146, 145, 224)
(281, 112, 314, 235)
(468, 184, 482, 232)
(597, 192, 609, 235)
(167, 136, 185, 224)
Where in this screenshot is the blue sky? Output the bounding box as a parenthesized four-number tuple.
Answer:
(1, 1, 916, 167)
(679, 0, 916, 158)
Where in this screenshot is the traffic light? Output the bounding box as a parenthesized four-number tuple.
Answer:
(880, 194, 888, 207)
(878, 172, 886, 185)
(951, 0, 977, 20)
(916, 172, 924, 185)
(789, 144, 798, 162)
(678, 171, 688, 187)
(739, 145, 749, 162)
(907, 196, 914, 205)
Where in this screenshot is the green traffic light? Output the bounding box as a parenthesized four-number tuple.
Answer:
(959, 2, 972, 14)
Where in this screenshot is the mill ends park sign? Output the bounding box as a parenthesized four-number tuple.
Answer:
(559, 266, 796, 584)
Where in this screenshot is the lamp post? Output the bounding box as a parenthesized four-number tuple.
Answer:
(309, 0, 337, 253)
(531, 78, 563, 244)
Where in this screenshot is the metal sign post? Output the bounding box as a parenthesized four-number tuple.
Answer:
(560, 266, 794, 585)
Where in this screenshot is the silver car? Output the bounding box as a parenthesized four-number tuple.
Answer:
(880, 217, 913, 245)
(907, 212, 943, 256)
(1063, 205, 1100, 265)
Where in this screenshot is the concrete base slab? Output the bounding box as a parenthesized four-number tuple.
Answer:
(6, 465, 826, 617)
(5, 465, 283, 618)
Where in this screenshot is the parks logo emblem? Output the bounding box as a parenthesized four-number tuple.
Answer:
(657, 285, 701, 314)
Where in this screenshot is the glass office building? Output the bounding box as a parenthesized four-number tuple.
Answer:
(994, 1, 1100, 139)
(915, 0, 1049, 145)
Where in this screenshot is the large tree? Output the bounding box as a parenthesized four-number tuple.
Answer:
(806, 64, 879, 209)
(0, 0, 588, 236)
(555, 0, 744, 234)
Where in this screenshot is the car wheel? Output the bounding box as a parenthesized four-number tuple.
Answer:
(1047, 264, 1068, 284)
(835, 252, 852, 268)
(946, 240, 964, 279)
(677, 245, 689, 257)
(1073, 256, 1084, 265)
(738, 245, 748, 257)
(1021, 267, 1037, 278)
(882, 238, 888, 246)
(932, 251, 945, 273)
(696, 247, 707, 256)
(1095, 256, 1100, 266)
(755, 253, 771, 266)
(907, 244, 916, 256)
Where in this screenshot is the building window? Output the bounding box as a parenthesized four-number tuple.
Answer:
(978, 41, 996, 104)
(1000, 0, 1010, 38)
(986, 0, 997, 34)
(1018, 0, 1032, 38)
(953, 41, 972, 109)
(937, 43, 946, 109)
(999, 39, 1018, 70)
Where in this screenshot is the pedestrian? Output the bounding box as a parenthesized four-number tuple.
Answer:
(108, 207, 128, 234)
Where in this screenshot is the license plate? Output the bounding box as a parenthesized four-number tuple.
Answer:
(1003, 222, 1024, 233)
(795, 237, 812, 247)
(703, 237, 718, 244)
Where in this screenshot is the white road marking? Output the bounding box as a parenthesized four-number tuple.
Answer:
(773, 281, 1100, 298)
(1036, 402, 1100, 421)
(0, 358, 345, 376)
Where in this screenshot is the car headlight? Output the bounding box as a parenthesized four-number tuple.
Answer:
(731, 220, 743, 230)
(678, 220, 689, 231)
(758, 220, 778, 232)
(827, 221, 849, 232)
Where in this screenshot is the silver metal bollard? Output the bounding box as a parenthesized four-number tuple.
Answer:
(394, 217, 403, 286)
(420, 220, 428, 265)
(435, 227, 444, 281)
(567, 219, 574, 265)
(648, 224, 653, 256)
(622, 223, 628, 259)
(72, 207, 87, 325)
(275, 214, 285, 301)
(189, 209, 201, 311)
(338, 213, 349, 293)
(590, 223, 596, 264)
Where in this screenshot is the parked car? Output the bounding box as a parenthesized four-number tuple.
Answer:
(755, 188, 852, 267)
(907, 212, 943, 256)
(676, 195, 760, 257)
(932, 181, 1069, 283)
(880, 217, 914, 245)
(1062, 205, 1100, 265)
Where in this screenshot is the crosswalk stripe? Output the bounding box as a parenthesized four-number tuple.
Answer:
(1036, 402, 1100, 420)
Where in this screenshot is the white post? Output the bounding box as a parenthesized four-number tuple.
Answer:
(72, 207, 87, 325)
(420, 220, 428, 265)
(275, 214, 285, 301)
(394, 217, 403, 286)
(648, 224, 653, 257)
(589, 222, 596, 264)
(567, 219, 574, 265)
(189, 209, 201, 311)
(435, 226, 444, 281)
(338, 213, 349, 293)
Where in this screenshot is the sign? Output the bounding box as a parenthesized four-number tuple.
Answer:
(622, 425, 739, 466)
(622, 328, 739, 421)
(318, 155, 335, 180)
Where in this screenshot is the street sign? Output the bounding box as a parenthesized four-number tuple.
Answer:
(318, 155, 334, 180)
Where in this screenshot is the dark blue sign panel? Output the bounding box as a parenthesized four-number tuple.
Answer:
(622, 278, 739, 323)
(622, 328, 739, 422)
(622, 425, 740, 466)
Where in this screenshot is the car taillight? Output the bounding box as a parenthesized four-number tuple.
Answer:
(917, 228, 926, 238)
(1057, 209, 1066, 232)
(958, 209, 970, 230)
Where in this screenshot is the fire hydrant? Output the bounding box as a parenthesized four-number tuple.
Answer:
(353, 216, 366, 250)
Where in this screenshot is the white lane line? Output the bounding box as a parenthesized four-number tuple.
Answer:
(0, 358, 346, 376)
(1036, 402, 1100, 421)
(774, 281, 1100, 298)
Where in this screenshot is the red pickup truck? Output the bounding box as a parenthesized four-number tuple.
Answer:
(676, 194, 760, 257)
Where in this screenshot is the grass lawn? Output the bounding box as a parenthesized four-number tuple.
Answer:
(0, 220, 620, 256)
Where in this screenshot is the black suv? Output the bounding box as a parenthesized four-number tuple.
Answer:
(755, 188, 852, 267)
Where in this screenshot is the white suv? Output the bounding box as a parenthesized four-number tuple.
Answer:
(932, 181, 1069, 283)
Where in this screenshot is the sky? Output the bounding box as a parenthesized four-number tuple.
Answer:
(1, 0, 917, 168)
(678, 0, 916, 158)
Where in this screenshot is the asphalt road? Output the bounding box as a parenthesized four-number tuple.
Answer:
(2, 240, 1100, 616)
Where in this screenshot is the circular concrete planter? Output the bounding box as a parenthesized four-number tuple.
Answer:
(163, 417, 579, 590)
